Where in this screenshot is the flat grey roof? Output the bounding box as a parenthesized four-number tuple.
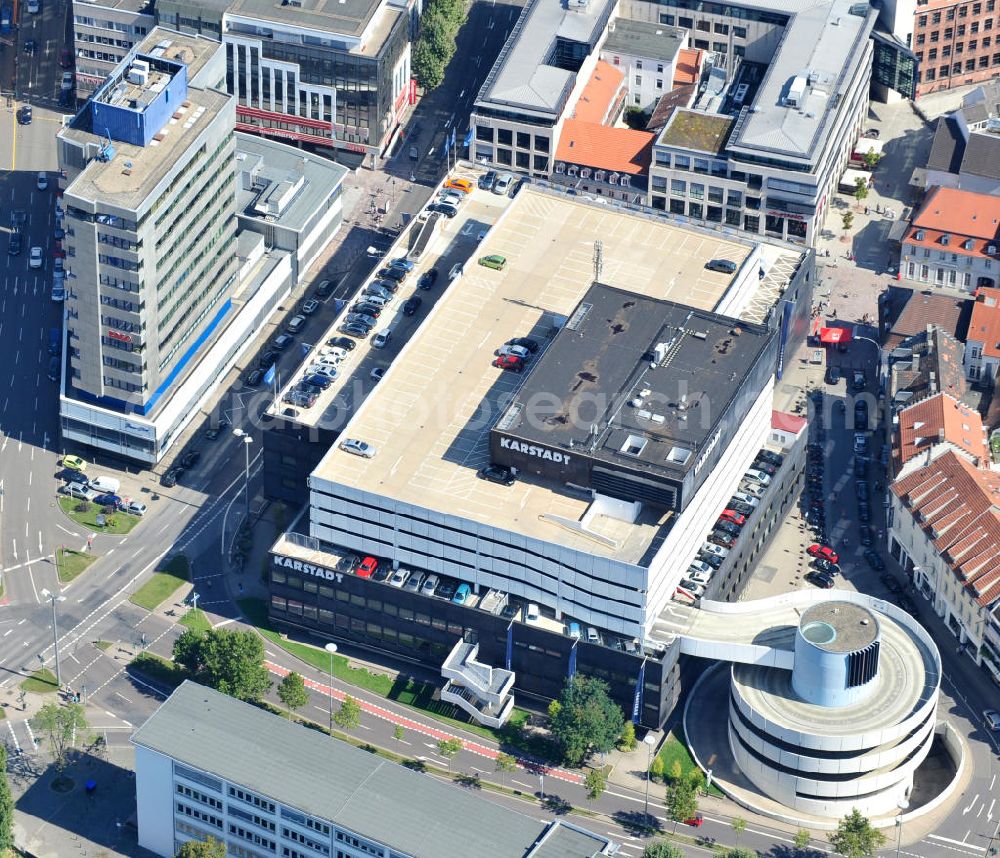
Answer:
(727, 0, 876, 165)
(475, 0, 616, 121)
(136, 27, 223, 83)
(133, 682, 614, 858)
(498, 283, 774, 480)
(602, 19, 686, 64)
(234, 132, 348, 233)
(226, 0, 385, 39)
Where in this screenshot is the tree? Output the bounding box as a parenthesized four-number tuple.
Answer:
(0, 745, 13, 853)
(841, 211, 854, 237)
(495, 752, 517, 788)
(642, 843, 683, 858)
(731, 816, 747, 846)
(863, 150, 881, 170)
(437, 737, 462, 772)
(412, 39, 446, 90)
(172, 628, 272, 702)
(619, 720, 637, 750)
(665, 777, 698, 832)
(584, 768, 606, 802)
(853, 177, 868, 208)
(829, 808, 887, 858)
(31, 702, 88, 772)
(277, 672, 309, 718)
(410, 0, 467, 91)
(549, 676, 625, 766)
(176, 836, 227, 858)
(719, 850, 757, 858)
(393, 724, 405, 744)
(794, 829, 812, 852)
(669, 760, 683, 783)
(547, 699, 562, 721)
(649, 753, 665, 783)
(333, 695, 361, 733)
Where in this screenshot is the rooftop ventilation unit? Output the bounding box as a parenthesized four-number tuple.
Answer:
(128, 59, 150, 86)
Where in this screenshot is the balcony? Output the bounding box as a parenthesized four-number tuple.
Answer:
(440, 639, 515, 728)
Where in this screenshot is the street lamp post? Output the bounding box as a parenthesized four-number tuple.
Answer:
(40, 589, 67, 690)
(233, 430, 253, 520)
(325, 642, 338, 734)
(642, 733, 658, 819)
(895, 799, 910, 858)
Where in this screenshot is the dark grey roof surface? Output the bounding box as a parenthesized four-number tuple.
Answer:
(960, 133, 1000, 180)
(133, 683, 613, 858)
(602, 19, 686, 63)
(926, 116, 965, 175)
(499, 283, 773, 477)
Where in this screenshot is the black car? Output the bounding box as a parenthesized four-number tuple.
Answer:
(365, 284, 393, 301)
(16, 106, 31, 125)
(854, 400, 869, 428)
(373, 278, 400, 294)
(303, 373, 332, 390)
(700, 553, 724, 569)
(327, 336, 356, 351)
(858, 502, 871, 523)
(379, 266, 408, 283)
(345, 313, 376, 329)
(23, 39, 35, 55)
(715, 519, 741, 536)
(418, 268, 439, 290)
(179, 450, 200, 468)
(508, 337, 540, 354)
(434, 578, 458, 601)
(258, 350, 278, 369)
(339, 323, 370, 339)
(478, 464, 515, 486)
(8, 232, 22, 255)
(245, 368, 264, 386)
(161, 469, 181, 487)
(824, 365, 841, 385)
(402, 296, 423, 316)
(708, 531, 735, 549)
(63, 469, 90, 485)
(864, 551, 887, 572)
(806, 571, 835, 589)
(427, 202, 458, 218)
(353, 302, 382, 318)
(315, 279, 335, 298)
(371, 564, 392, 583)
(729, 500, 754, 516)
(855, 480, 869, 500)
(479, 170, 497, 190)
(855, 456, 869, 478)
(813, 557, 838, 574)
(859, 525, 873, 546)
(756, 450, 784, 467)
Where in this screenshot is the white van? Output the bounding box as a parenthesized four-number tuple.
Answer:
(372, 329, 392, 349)
(89, 475, 121, 494)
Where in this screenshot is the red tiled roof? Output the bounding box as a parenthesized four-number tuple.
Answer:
(771, 410, 806, 434)
(896, 392, 988, 467)
(674, 49, 702, 86)
(905, 187, 1000, 260)
(968, 287, 1000, 359)
(892, 451, 1000, 607)
(572, 60, 625, 124)
(555, 120, 654, 176)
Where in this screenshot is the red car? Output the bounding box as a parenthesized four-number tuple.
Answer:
(808, 544, 839, 564)
(60, 47, 73, 69)
(492, 355, 523, 373)
(685, 814, 704, 827)
(719, 509, 746, 526)
(357, 556, 378, 578)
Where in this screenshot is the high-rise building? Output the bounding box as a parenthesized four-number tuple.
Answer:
(133, 681, 618, 858)
(57, 28, 347, 461)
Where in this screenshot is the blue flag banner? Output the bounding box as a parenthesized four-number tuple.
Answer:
(444, 133, 451, 154)
(263, 363, 276, 386)
(506, 620, 514, 671)
(568, 640, 578, 679)
(463, 128, 473, 148)
(631, 658, 646, 723)
(300, 342, 312, 358)
(450, 126, 457, 148)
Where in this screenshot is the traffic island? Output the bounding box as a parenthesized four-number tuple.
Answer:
(57, 497, 141, 535)
(55, 548, 97, 584)
(129, 555, 190, 610)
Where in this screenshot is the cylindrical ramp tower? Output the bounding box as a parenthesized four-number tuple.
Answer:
(791, 602, 881, 707)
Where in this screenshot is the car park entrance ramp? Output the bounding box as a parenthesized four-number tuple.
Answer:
(406, 210, 441, 262)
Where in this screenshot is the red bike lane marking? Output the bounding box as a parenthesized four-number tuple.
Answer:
(266, 661, 582, 784)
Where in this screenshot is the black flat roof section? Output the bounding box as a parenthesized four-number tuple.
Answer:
(496, 283, 774, 482)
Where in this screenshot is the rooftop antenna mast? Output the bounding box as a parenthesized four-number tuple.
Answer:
(593, 240, 603, 283)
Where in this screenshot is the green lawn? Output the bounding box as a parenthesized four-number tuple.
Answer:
(131, 555, 189, 610)
(20, 668, 59, 694)
(656, 731, 724, 797)
(238, 598, 532, 743)
(179, 608, 212, 634)
(56, 548, 96, 583)
(129, 652, 191, 690)
(58, 496, 140, 535)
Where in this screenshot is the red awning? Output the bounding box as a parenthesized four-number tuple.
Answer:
(819, 327, 852, 344)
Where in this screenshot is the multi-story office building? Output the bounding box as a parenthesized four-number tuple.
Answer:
(264, 186, 814, 726)
(72, 0, 156, 99)
(134, 681, 618, 858)
(898, 187, 1000, 293)
(57, 28, 347, 462)
(912, 0, 1000, 96)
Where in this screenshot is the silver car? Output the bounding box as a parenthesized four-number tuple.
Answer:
(340, 438, 376, 458)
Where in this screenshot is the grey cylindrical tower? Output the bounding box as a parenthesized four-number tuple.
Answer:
(791, 601, 881, 707)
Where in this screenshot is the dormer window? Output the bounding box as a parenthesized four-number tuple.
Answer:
(915, 229, 925, 240)
(941, 233, 951, 245)
(964, 238, 975, 250)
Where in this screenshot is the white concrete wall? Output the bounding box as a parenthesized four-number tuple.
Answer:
(135, 745, 175, 857)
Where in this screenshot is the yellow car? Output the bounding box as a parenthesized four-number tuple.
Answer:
(62, 455, 87, 472)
